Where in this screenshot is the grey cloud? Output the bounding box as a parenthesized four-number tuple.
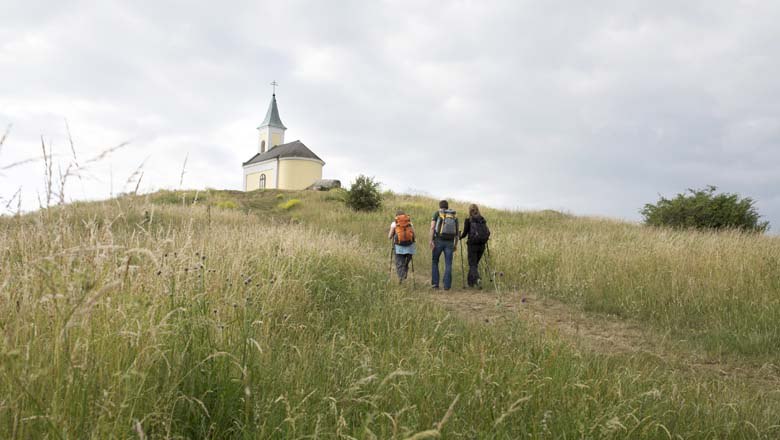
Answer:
(1, 0, 779, 230)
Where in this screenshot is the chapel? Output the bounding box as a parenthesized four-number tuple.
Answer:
(242, 93, 324, 191)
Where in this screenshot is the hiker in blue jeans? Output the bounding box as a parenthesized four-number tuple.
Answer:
(429, 200, 459, 290)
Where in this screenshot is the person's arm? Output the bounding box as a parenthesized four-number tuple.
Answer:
(429, 218, 436, 248)
(388, 222, 396, 240)
(460, 218, 470, 239)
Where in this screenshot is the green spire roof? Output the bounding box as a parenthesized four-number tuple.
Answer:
(258, 94, 286, 130)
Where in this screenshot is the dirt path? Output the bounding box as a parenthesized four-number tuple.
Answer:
(416, 281, 780, 385)
(432, 287, 660, 355)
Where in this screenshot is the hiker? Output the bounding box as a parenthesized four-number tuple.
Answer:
(430, 200, 458, 290)
(388, 209, 416, 282)
(460, 204, 490, 288)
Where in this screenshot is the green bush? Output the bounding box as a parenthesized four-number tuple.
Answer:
(345, 175, 382, 212)
(640, 185, 769, 232)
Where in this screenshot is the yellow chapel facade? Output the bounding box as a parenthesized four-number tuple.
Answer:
(242, 94, 324, 191)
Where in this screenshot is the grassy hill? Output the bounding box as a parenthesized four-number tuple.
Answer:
(1, 189, 779, 438)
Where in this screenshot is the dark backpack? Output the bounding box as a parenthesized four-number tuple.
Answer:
(468, 215, 490, 245)
(435, 209, 458, 240)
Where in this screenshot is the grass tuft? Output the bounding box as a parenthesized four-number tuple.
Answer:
(277, 198, 301, 210)
(215, 200, 238, 210)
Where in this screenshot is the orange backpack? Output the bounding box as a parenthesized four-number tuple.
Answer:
(395, 214, 415, 246)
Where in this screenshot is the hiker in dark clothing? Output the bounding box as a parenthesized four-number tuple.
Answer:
(460, 204, 490, 288)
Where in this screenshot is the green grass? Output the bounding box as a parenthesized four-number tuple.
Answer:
(1, 190, 779, 438)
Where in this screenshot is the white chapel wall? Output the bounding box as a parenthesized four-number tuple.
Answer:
(243, 160, 278, 190)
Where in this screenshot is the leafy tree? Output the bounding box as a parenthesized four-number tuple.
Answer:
(640, 185, 769, 233)
(345, 175, 382, 212)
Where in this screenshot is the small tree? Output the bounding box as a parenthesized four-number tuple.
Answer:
(345, 175, 382, 212)
(640, 185, 769, 233)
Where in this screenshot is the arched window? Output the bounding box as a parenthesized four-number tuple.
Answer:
(261, 140, 266, 152)
(259, 173, 266, 189)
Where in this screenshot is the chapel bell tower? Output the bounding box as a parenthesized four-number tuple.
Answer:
(257, 82, 286, 153)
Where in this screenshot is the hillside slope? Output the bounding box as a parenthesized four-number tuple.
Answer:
(1, 189, 779, 438)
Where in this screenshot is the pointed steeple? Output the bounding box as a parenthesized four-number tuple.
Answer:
(258, 94, 286, 130)
(257, 91, 287, 153)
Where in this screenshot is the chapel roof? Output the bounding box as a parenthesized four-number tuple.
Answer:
(258, 94, 286, 129)
(242, 140, 324, 166)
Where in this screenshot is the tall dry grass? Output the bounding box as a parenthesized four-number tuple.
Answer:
(2, 194, 780, 437)
(490, 215, 780, 356)
(282, 190, 780, 357)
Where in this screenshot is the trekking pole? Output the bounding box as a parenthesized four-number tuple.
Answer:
(459, 241, 466, 289)
(389, 241, 394, 282)
(484, 242, 493, 282)
(485, 242, 499, 294)
(411, 255, 416, 288)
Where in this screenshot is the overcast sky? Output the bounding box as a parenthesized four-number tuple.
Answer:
(2, 0, 779, 228)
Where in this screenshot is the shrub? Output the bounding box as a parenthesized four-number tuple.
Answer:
(345, 175, 382, 212)
(641, 185, 769, 232)
(278, 198, 301, 210)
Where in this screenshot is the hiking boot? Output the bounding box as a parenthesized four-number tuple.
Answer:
(431, 285, 439, 290)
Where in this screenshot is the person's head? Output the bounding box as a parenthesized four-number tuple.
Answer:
(395, 209, 405, 216)
(439, 200, 449, 210)
(469, 204, 480, 217)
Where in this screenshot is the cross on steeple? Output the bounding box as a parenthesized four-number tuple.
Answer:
(270, 80, 278, 95)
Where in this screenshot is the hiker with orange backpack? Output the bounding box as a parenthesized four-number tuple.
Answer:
(388, 209, 416, 283)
